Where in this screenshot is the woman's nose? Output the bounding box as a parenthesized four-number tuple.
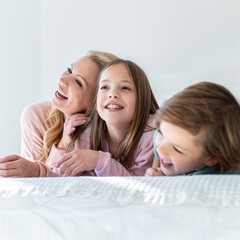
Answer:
(59, 76, 68, 88)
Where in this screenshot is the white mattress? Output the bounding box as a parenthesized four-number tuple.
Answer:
(1, 175, 240, 240)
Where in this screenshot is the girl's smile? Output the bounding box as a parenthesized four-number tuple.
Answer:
(104, 101, 124, 111)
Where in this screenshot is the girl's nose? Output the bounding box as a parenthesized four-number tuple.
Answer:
(108, 89, 119, 99)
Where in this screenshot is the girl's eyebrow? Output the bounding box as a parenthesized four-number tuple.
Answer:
(100, 79, 134, 85)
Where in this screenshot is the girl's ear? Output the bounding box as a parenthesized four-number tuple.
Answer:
(205, 158, 218, 167)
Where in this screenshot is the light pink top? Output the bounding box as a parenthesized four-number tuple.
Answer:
(21, 101, 155, 177)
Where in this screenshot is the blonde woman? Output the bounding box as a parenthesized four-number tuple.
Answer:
(0, 51, 118, 177)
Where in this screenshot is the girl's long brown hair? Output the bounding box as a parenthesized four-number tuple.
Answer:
(155, 81, 240, 173)
(40, 51, 119, 163)
(91, 59, 159, 168)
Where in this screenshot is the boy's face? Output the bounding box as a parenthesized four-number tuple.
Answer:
(155, 121, 216, 176)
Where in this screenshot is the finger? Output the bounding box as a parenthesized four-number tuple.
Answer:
(145, 168, 154, 176)
(68, 119, 88, 128)
(59, 159, 75, 175)
(68, 127, 76, 135)
(56, 153, 72, 168)
(0, 155, 20, 163)
(65, 113, 88, 122)
(151, 168, 164, 176)
(0, 160, 18, 170)
(71, 113, 86, 118)
(71, 166, 85, 176)
(64, 162, 83, 176)
(0, 168, 17, 177)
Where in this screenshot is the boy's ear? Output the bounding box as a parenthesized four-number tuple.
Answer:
(205, 158, 218, 167)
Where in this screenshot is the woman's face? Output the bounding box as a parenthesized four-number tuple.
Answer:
(52, 56, 100, 117)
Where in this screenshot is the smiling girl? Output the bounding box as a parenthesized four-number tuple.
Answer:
(56, 59, 159, 176)
(145, 82, 240, 176)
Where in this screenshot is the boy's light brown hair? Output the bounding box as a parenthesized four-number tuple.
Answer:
(155, 81, 240, 173)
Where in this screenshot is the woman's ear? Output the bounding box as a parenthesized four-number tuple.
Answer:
(205, 158, 218, 167)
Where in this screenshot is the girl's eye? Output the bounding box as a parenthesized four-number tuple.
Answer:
(100, 86, 108, 90)
(173, 146, 183, 154)
(75, 80, 82, 88)
(67, 67, 72, 74)
(122, 86, 131, 90)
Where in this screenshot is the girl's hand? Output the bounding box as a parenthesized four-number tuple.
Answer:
(57, 114, 90, 150)
(0, 155, 40, 177)
(56, 150, 100, 176)
(145, 167, 165, 176)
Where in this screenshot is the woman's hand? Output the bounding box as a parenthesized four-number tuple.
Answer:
(145, 167, 165, 176)
(0, 155, 40, 177)
(57, 114, 90, 150)
(56, 150, 100, 176)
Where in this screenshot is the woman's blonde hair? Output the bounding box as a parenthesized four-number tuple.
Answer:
(155, 81, 240, 173)
(40, 51, 119, 163)
(91, 59, 159, 168)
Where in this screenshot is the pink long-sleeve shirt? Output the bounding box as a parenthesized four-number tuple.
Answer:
(21, 101, 155, 177)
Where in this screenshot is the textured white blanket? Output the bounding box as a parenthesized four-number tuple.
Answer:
(1, 176, 240, 206)
(0, 176, 240, 240)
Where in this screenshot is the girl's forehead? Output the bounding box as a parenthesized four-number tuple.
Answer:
(100, 64, 133, 83)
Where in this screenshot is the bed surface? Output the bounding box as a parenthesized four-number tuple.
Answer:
(1, 175, 240, 240)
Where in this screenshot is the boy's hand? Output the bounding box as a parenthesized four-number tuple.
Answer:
(145, 167, 165, 176)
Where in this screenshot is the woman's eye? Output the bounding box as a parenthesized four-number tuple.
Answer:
(173, 146, 183, 154)
(67, 68, 72, 74)
(75, 80, 82, 88)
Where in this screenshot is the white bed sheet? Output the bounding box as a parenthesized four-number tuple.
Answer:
(0, 175, 240, 240)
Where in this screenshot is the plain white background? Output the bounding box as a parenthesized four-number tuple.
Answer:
(0, 0, 240, 156)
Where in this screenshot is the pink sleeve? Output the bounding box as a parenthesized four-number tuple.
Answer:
(95, 130, 154, 176)
(20, 102, 50, 161)
(20, 102, 62, 177)
(33, 145, 66, 177)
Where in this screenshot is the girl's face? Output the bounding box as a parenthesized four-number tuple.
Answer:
(51, 56, 100, 117)
(155, 121, 216, 176)
(97, 63, 136, 128)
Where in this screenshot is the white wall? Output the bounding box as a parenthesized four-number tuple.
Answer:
(0, 0, 41, 156)
(1, 0, 240, 156)
(41, 0, 240, 103)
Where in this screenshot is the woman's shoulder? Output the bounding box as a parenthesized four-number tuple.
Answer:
(21, 101, 52, 123)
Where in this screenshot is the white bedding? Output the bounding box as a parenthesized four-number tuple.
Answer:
(0, 176, 240, 240)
